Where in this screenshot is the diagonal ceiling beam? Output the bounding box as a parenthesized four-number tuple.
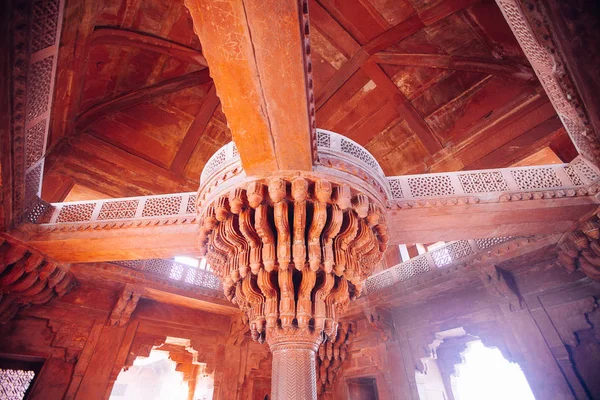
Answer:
(76, 69, 212, 131)
(371, 52, 535, 81)
(361, 60, 443, 154)
(170, 84, 220, 174)
(314, 14, 424, 108)
(91, 28, 208, 66)
(309, 7, 445, 154)
(184, 0, 315, 175)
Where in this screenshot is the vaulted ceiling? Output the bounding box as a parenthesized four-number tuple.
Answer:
(43, 0, 576, 202)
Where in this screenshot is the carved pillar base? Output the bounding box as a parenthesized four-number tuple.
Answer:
(268, 328, 323, 400)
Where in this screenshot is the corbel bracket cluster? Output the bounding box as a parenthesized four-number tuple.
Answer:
(0, 233, 75, 323)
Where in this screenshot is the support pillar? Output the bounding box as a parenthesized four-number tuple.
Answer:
(268, 329, 322, 400)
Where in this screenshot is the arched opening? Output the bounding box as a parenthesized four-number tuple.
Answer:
(416, 328, 535, 400)
(109, 337, 214, 400)
(451, 340, 535, 400)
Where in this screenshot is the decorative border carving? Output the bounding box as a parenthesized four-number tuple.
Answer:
(387, 156, 600, 206)
(495, 0, 600, 165)
(365, 236, 550, 294)
(10, 0, 65, 223)
(95, 262, 225, 299)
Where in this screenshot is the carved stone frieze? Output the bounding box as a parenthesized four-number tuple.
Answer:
(9, 0, 64, 225)
(496, 0, 600, 165)
(0, 234, 75, 323)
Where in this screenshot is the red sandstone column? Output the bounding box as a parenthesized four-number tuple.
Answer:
(268, 330, 322, 400)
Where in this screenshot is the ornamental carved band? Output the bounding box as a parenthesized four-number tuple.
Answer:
(197, 176, 388, 344)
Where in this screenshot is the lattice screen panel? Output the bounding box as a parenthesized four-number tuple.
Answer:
(0, 369, 35, 400)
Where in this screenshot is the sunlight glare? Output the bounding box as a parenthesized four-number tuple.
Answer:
(452, 341, 535, 400)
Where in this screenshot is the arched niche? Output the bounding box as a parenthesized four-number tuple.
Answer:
(415, 327, 527, 400)
(110, 336, 214, 400)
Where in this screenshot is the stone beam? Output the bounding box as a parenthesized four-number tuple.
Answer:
(387, 196, 598, 245)
(184, 0, 315, 175)
(18, 192, 598, 265)
(24, 221, 201, 263)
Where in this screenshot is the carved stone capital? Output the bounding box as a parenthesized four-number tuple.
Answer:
(266, 326, 323, 353)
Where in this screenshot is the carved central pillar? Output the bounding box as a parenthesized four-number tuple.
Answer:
(196, 131, 390, 400)
(268, 328, 322, 400)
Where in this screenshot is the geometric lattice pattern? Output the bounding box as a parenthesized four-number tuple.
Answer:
(56, 203, 95, 223)
(98, 200, 138, 220)
(25, 200, 52, 224)
(25, 120, 46, 168)
(497, 1, 551, 69)
(316, 130, 331, 148)
(394, 255, 431, 281)
(0, 369, 35, 400)
(25, 164, 43, 201)
(430, 240, 475, 268)
(511, 167, 562, 190)
(388, 178, 404, 199)
(144, 259, 173, 276)
(141, 196, 182, 217)
(340, 137, 380, 171)
(186, 195, 197, 214)
(184, 268, 221, 290)
(563, 165, 584, 186)
(30, 0, 60, 53)
(111, 258, 222, 292)
(169, 263, 184, 280)
(408, 175, 455, 197)
(201, 147, 227, 184)
(459, 171, 508, 193)
(365, 269, 394, 292)
(474, 237, 513, 251)
(26, 56, 54, 122)
(571, 158, 600, 183)
(113, 260, 144, 270)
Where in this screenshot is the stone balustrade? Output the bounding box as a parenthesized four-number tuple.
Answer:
(111, 258, 222, 294)
(365, 237, 520, 293)
(387, 156, 599, 204)
(39, 192, 197, 225)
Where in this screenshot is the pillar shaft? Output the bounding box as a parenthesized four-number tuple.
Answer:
(270, 342, 318, 400)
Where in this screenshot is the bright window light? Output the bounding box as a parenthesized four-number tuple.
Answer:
(199, 258, 208, 270)
(174, 256, 199, 268)
(452, 340, 535, 400)
(427, 241, 446, 251)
